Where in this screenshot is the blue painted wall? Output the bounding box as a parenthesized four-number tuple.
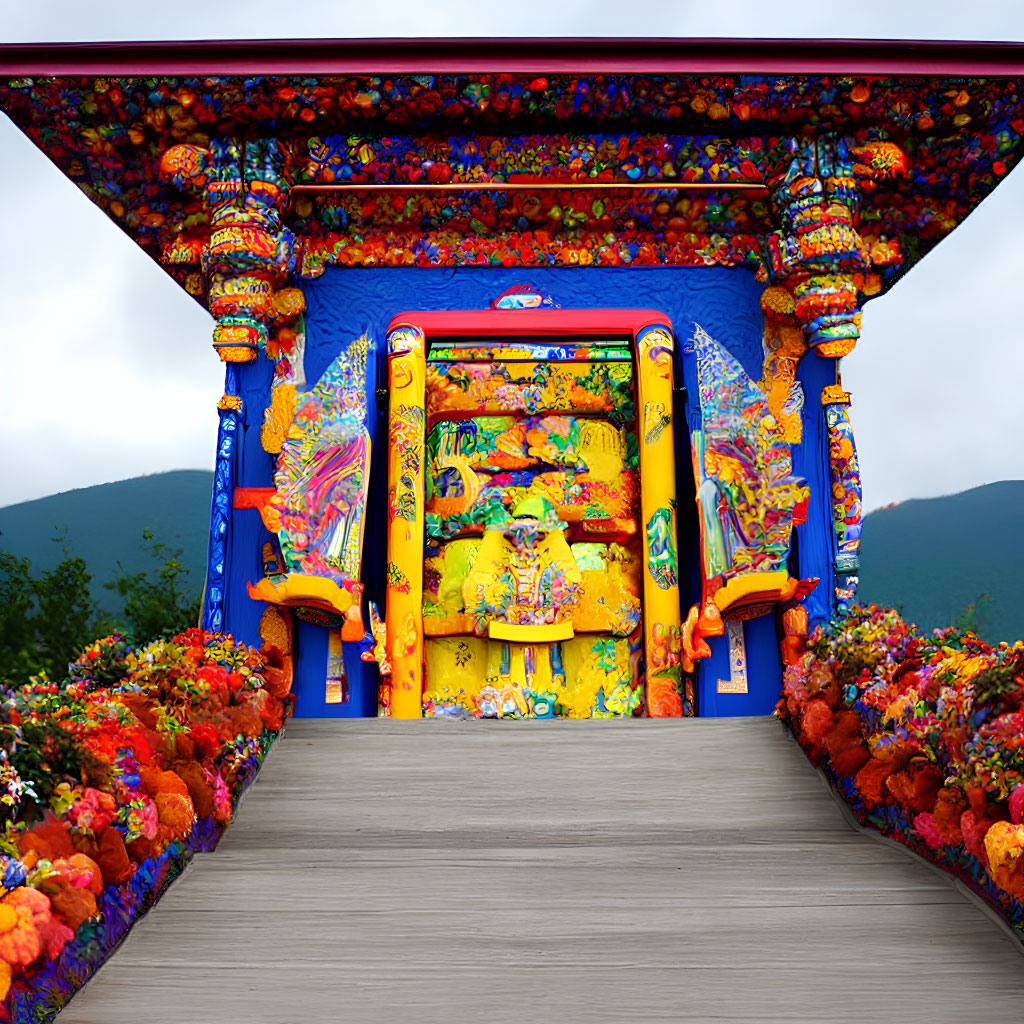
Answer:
(215, 265, 833, 717)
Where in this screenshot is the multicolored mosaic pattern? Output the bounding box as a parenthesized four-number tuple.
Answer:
(692, 324, 809, 580)
(1, 74, 1021, 285)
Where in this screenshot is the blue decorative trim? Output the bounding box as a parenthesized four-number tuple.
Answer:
(203, 365, 241, 632)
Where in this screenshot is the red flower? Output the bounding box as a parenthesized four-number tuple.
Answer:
(68, 788, 117, 835)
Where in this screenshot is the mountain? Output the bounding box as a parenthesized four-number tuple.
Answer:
(1, 472, 1020, 643)
(857, 480, 1024, 643)
(0, 471, 213, 615)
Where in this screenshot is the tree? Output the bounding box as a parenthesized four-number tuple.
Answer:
(0, 534, 98, 685)
(105, 529, 201, 642)
(0, 527, 202, 689)
(954, 592, 992, 638)
(0, 550, 39, 684)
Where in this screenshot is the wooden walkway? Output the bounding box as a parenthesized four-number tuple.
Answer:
(60, 719, 1023, 1023)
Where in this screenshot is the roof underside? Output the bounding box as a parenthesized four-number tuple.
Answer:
(2, 39, 1022, 298)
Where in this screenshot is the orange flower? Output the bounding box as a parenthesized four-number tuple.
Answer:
(932, 788, 966, 845)
(984, 821, 1024, 898)
(0, 889, 44, 969)
(76, 827, 132, 887)
(18, 817, 75, 863)
(171, 761, 215, 819)
(45, 880, 96, 933)
(155, 791, 196, 840)
(885, 763, 942, 814)
(853, 757, 894, 805)
(799, 698, 835, 748)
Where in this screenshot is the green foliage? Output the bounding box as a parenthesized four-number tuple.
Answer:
(105, 529, 201, 642)
(0, 527, 201, 688)
(0, 550, 37, 685)
(954, 592, 992, 638)
(1, 719, 109, 818)
(0, 534, 99, 686)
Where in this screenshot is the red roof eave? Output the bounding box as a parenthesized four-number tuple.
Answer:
(1, 36, 1024, 78)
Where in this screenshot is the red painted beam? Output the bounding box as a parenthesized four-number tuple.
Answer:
(1, 37, 1024, 77)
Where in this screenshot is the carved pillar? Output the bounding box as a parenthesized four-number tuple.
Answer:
(760, 138, 908, 411)
(160, 139, 296, 638)
(760, 136, 906, 610)
(636, 326, 686, 717)
(203, 368, 241, 632)
(159, 138, 295, 361)
(822, 384, 863, 612)
(385, 325, 427, 719)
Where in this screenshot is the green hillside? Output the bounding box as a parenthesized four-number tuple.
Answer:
(0, 471, 213, 615)
(1, 472, 1020, 644)
(857, 480, 1024, 643)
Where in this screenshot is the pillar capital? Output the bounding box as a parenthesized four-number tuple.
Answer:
(159, 138, 296, 362)
(761, 136, 907, 359)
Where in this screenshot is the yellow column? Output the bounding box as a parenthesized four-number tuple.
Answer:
(636, 326, 684, 717)
(385, 325, 427, 718)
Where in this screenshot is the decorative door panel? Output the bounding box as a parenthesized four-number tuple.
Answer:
(386, 308, 686, 719)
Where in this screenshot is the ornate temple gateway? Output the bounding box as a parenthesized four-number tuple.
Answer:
(3, 38, 1022, 719)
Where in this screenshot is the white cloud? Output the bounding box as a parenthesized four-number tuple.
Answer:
(844, 166, 1024, 510)
(2, 1, 1024, 507)
(0, 115, 218, 506)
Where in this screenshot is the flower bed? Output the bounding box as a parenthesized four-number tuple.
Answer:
(779, 606, 1024, 938)
(0, 630, 292, 1023)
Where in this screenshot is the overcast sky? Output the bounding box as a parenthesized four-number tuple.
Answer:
(2, 1, 1024, 512)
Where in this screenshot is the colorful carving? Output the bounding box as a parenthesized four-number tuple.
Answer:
(425, 356, 634, 419)
(646, 507, 678, 590)
(158, 138, 295, 363)
(8, 72, 1017, 289)
(691, 323, 813, 635)
(822, 387, 863, 575)
(203, 366, 241, 633)
(386, 314, 683, 718)
(248, 336, 370, 638)
(301, 132, 781, 187)
(763, 136, 909, 361)
(462, 496, 582, 641)
(634, 326, 687, 716)
(422, 633, 641, 720)
(424, 536, 642, 640)
(424, 414, 638, 537)
(386, 326, 428, 718)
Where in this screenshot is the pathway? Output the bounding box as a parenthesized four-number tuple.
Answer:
(59, 718, 1024, 1023)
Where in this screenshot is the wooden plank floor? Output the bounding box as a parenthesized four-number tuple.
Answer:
(60, 718, 1024, 1023)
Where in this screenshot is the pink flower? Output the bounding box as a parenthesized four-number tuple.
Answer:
(68, 788, 117, 835)
(127, 796, 159, 842)
(913, 812, 946, 851)
(212, 772, 229, 808)
(1009, 786, 1024, 826)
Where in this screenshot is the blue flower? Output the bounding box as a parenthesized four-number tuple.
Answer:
(1, 854, 27, 889)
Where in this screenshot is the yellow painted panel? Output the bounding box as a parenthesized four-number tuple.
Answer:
(489, 621, 574, 642)
(386, 326, 427, 719)
(636, 326, 685, 717)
